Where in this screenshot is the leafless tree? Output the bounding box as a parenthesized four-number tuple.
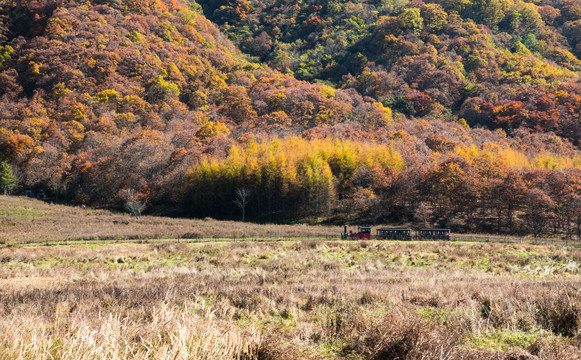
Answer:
(125, 188, 146, 217)
(234, 187, 251, 222)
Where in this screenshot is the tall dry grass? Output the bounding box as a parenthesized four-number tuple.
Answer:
(1, 240, 581, 358)
(0, 303, 260, 360)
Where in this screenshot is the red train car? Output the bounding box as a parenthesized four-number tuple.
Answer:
(342, 226, 372, 239)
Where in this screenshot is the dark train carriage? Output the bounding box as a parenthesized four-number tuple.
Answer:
(376, 228, 412, 240)
(342, 226, 453, 241)
(417, 228, 451, 240)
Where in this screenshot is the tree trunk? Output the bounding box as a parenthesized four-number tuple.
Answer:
(577, 214, 580, 241)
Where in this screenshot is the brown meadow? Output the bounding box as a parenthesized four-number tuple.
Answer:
(0, 196, 336, 244)
(2, 197, 581, 359)
(2, 240, 581, 358)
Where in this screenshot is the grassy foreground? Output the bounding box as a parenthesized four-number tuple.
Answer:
(2, 197, 581, 359)
(2, 240, 581, 359)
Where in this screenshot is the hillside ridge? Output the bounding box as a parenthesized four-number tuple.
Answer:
(0, 0, 579, 237)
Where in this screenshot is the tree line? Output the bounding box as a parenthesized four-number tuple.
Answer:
(184, 137, 581, 238)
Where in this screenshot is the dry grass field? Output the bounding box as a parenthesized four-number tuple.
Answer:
(0, 196, 337, 244)
(2, 197, 581, 359)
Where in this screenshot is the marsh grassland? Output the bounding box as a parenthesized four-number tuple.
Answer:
(0, 197, 336, 244)
(2, 198, 581, 359)
(3, 241, 581, 359)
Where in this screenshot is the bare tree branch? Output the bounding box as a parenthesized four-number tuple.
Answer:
(234, 187, 251, 222)
(125, 188, 146, 217)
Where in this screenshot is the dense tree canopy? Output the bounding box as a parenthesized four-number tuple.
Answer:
(0, 0, 580, 237)
(199, 0, 581, 145)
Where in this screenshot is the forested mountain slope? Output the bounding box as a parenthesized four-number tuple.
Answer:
(0, 0, 580, 236)
(199, 0, 581, 145)
(0, 0, 391, 207)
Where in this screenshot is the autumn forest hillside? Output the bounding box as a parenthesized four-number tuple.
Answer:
(200, 0, 581, 144)
(0, 0, 581, 236)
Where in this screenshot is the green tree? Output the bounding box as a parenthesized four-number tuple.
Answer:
(523, 33, 538, 51)
(422, 4, 448, 33)
(0, 45, 14, 67)
(469, 0, 509, 27)
(398, 8, 424, 35)
(0, 161, 17, 195)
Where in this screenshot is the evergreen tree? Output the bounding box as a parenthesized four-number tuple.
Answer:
(0, 161, 17, 195)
